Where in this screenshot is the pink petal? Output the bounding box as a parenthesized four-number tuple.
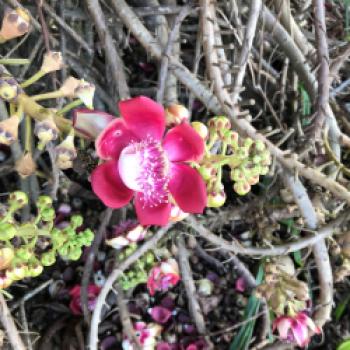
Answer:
(274, 317, 293, 339)
(169, 163, 207, 213)
(149, 306, 172, 324)
(162, 123, 205, 162)
(95, 118, 138, 160)
(292, 319, 310, 347)
(134, 193, 171, 226)
(119, 96, 165, 141)
(91, 161, 133, 208)
(235, 277, 246, 293)
(73, 109, 115, 139)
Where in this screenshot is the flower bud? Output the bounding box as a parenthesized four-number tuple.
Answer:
(70, 215, 83, 229)
(191, 121, 208, 139)
(197, 278, 214, 296)
(34, 116, 58, 148)
(234, 181, 251, 196)
(74, 81, 95, 109)
(55, 134, 77, 169)
(0, 247, 14, 269)
(41, 208, 55, 222)
(0, 114, 20, 145)
(0, 77, 21, 102)
(274, 256, 295, 276)
(8, 191, 28, 209)
(60, 77, 95, 109)
(15, 152, 36, 178)
(207, 189, 226, 208)
(254, 140, 266, 152)
(246, 175, 259, 186)
(16, 247, 33, 262)
(0, 223, 16, 241)
(40, 51, 64, 73)
(41, 251, 56, 266)
(230, 168, 245, 182)
(6, 264, 27, 280)
(165, 104, 190, 126)
(208, 116, 231, 138)
(37, 195, 53, 209)
(0, 7, 30, 43)
(27, 263, 43, 277)
(223, 130, 239, 145)
(199, 163, 216, 181)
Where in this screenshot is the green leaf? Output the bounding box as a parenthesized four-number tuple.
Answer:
(293, 250, 303, 267)
(337, 340, 350, 350)
(229, 265, 264, 350)
(335, 295, 350, 321)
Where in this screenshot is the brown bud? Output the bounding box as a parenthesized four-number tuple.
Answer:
(0, 7, 30, 43)
(165, 104, 190, 126)
(0, 114, 20, 145)
(55, 134, 77, 169)
(15, 152, 36, 178)
(34, 116, 58, 147)
(41, 51, 64, 73)
(0, 77, 21, 102)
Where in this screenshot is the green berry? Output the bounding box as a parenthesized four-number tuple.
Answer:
(36, 196, 52, 209)
(70, 215, 83, 229)
(41, 251, 56, 266)
(0, 223, 17, 240)
(8, 191, 28, 210)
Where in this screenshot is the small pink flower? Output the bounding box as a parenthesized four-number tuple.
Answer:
(147, 259, 180, 296)
(122, 322, 162, 350)
(149, 306, 172, 324)
(235, 277, 246, 293)
(91, 96, 207, 226)
(273, 312, 321, 347)
(69, 284, 100, 315)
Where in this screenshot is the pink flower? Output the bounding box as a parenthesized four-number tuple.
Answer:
(69, 284, 100, 315)
(149, 306, 173, 324)
(235, 277, 246, 293)
(91, 96, 207, 226)
(273, 312, 321, 347)
(147, 259, 180, 296)
(122, 322, 162, 350)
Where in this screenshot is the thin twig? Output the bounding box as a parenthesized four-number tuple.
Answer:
(81, 208, 113, 324)
(85, 0, 130, 100)
(0, 294, 26, 350)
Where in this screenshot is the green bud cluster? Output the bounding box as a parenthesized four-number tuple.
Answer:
(0, 191, 94, 289)
(117, 245, 155, 290)
(198, 116, 271, 206)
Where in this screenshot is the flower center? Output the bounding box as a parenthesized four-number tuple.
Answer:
(118, 137, 170, 208)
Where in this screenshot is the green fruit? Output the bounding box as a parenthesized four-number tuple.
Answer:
(0, 223, 17, 240)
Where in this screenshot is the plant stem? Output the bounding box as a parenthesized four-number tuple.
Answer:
(57, 99, 83, 116)
(24, 115, 32, 153)
(0, 58, 31, 65)
(31, 90, 64, 101)
(20, 70, 46, 88)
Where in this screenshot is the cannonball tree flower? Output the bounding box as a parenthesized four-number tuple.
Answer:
(273, 311, 320, 347)
(91, 96, 207, 226)
(147, 259, 180, 296)
(122, 321, 162, 350)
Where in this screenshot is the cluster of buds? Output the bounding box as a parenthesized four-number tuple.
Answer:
(255, 256, 309, 316)
(332, 231, 350, 282)
(117, 244, 155, 291)
(0, 7, 30, 44)
(0, 191, 94, 289)
(55, 131, 77, 169)
(194, 116, 271, 207)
